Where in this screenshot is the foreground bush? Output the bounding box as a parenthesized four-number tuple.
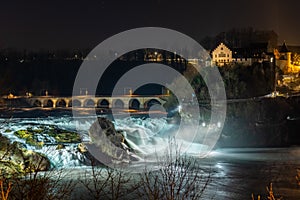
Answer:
(78, 160, 134, 200)
(252, 183, 282, 200)
(136, 141, 210, 200)
(0, 168, 75, 200)
(0, 146, 75, 200)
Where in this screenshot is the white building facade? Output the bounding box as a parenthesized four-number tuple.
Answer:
(211, 43, 232, 66)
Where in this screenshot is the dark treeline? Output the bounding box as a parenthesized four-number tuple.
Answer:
(0, 48, 275, 97)
(200, 27, 278, 51)
(0, 49, 188, 96)
(0, 49, 90, 61)
(0, 49, 89, 96)
(0, 58, 82, 96)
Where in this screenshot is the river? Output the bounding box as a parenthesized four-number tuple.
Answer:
(1, 108, 300, 199)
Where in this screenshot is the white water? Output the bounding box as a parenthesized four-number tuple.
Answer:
(1, 116, 92, 167)
(0, 115, 221, 168)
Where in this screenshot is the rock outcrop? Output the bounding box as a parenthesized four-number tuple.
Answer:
(0, 134, 50, 175)
(85, 117, 139, 165)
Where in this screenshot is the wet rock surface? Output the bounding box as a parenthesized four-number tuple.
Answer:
(86, 117, 139, 165)
(0, 134, 50, 175)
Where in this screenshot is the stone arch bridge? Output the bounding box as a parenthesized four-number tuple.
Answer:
(26, 95, 166, 109)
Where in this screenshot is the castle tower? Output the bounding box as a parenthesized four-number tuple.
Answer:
(279, 42, 292, 72)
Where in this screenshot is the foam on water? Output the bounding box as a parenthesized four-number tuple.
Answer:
(0, 115, 220, 168)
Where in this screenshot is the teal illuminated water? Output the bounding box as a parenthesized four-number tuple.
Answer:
(1, 108, 300, 199)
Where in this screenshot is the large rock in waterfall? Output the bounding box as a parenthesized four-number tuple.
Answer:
(0, 134, 50, 175)
(85, 117, 139, 165)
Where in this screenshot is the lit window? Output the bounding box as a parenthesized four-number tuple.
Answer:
(219, 52, 226, 57)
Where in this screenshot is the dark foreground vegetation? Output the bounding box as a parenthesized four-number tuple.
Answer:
(0, 140, 211, 200)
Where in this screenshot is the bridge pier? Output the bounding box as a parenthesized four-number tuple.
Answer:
(65, 99, 70, 107)
(108, 99, 113, 109)
(52, 99, 57, 108)
(124, 102, 129, 109)
(26, 96, 166, 109)
(80, 99, 85, 107)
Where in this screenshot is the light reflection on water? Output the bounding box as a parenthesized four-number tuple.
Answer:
(1, 110, 300, 199)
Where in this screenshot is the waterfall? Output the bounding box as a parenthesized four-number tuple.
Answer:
(0, 114, 221, 168)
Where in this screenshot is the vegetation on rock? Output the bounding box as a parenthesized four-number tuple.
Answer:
(13, 126, 81, 147)
(14, 130, 44, 147)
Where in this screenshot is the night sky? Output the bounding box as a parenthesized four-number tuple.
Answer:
(1, 0, 300, 50)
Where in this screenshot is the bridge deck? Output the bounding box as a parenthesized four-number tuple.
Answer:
(24, 95, 167, 109)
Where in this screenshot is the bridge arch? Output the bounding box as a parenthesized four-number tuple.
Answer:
(33, 99, 42, 107)
(43, 99, 54, 108)
(56, 99, 67, 107)
(84, 99, 95, 107)
(144, 99, 161, 109)
(113, 99, 124, 109)
(69, 99, 81, 107)
(97, 99, 109, 108)
(129, 99, 140, 110)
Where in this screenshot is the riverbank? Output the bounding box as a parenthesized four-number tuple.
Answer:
(217, 95, 300, 148)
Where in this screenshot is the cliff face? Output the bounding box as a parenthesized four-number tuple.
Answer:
(217, 96, 300, 147)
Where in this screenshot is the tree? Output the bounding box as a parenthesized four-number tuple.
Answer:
(137, 139, 210, 200)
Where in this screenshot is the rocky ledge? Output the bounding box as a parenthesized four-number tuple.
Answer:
(0, 134, 50, 175)
(83, 117, 140, 165)
(12, 126, 81, 147)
